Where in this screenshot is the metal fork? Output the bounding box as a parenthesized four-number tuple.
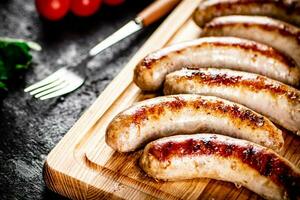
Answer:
(24, 0, 180, 100)
(24, 57, 88, 100)
(24, 20, 143, 100)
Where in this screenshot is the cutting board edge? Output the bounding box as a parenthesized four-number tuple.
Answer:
(43, 157, 89, 199)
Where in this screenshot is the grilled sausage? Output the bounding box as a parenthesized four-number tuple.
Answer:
(193, 0, 300, 27)
(164, 68, 300, 134)
(134, 37, 298, 91)
(202, 15, 300, 72)
(106, 94, 283, 152)
(140, 134, 300, 200)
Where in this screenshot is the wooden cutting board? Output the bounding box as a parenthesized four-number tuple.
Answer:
(43, 0, 300, 199)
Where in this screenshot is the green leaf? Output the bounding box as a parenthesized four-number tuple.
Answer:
(0, 38, 38, 90)
(0, 81, 6, 89)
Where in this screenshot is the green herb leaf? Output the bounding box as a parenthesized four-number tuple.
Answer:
(0, 38, 39, 90)
(0, 81, 6, 89)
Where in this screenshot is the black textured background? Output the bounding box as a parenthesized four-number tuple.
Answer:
(0, 0, 157, 199)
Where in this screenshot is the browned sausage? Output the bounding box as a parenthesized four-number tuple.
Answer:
(193, 0, 300, 27)
(106, 94, 283, 152)
(140, 134, 300, 200)
(134, 37, 299, 91)
(164, 68, 300, 134)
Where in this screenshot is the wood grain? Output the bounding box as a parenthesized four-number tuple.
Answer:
(43, 0, 300, 199)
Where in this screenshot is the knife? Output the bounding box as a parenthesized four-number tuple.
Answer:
(89, 0, 181, 56)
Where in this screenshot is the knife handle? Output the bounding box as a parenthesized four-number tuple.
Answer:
(136, 0, 181, 27)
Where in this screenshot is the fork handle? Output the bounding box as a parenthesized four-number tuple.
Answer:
(135, 0, 181, 27)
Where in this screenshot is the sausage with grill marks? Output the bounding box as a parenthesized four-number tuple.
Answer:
(164, 68, 300, 134)
(105, 94, 283, 152)
(134, 37, 299, 91)
(201, 15, 300, 72)
(193, 0, 300, 27)
(140, 134, 300, 200)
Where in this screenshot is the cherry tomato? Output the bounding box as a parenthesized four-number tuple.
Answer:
(35, 0, 70, 21)
(104, 0, 125, 6)
(71, 0, 102, 17)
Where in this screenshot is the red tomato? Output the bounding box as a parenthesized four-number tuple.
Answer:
(71, 0, 102, 17)
(35, 0, 70, 21)
(104, 0, 125, 6)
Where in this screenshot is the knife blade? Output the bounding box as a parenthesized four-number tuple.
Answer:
(89, 20, 142, 56)
(88, 0, 181, 56)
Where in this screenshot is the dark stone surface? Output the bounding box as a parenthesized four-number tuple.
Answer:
(0, 1, 157, 199)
